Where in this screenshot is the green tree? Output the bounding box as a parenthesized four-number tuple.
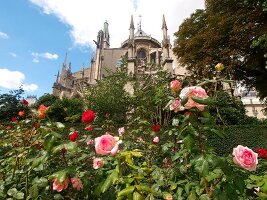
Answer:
(47, 97, 84, 123)
(84, 70, 131, 125)
(173, 0, 267, 98)
(0, 88, 25, 122)
(34, 93, 59, 107)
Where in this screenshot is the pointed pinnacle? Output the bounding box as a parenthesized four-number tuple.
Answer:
(130, 15, 135, 29)
(162, 14, 168, 30)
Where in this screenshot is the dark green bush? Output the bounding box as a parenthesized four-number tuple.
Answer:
(47, 97, 83, 123)
(208, 125, 267, 156)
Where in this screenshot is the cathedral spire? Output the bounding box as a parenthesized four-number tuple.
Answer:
(162, 14, 169, 41)
(129, 15, 135, 40)
(130, 15, 134, 29)
(68, 62, 72, 73)
(162, 14, 168, 30)
(103, 21, 110, 48)
(63, 52, 68, 67)
(56, 70, 60, 83)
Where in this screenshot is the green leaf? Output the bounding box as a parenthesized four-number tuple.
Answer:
(199, 194, 210, 200)
(101, 170, 119, 193)
(194, 158, 209, 176)
(55, 122, 65, 129)
(29, 185, 38, 199)
(183, 135, 194, 151)
(7, 188, 17, 197)
(13, 192, 24, 199)
(44, 134, 57, 152)
(181, 96, 188, 106)
(36, 177, 48, 188)
(191, 96, 214, 105)
(131, 150, 143, 157)
(54, 194, 64, 200)
(135, 185, 154, 193)
(118, 186, 135, 197)
(64, 142, 78, 153)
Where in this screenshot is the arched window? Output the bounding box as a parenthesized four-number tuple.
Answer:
(137, 48, 147, 66)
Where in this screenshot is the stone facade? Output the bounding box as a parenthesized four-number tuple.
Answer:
(52, 15, 186, 98)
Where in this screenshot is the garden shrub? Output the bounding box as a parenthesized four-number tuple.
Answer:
(208, 125, 267, 156)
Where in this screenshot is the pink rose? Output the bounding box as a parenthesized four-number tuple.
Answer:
(233, 145, 258, 171)
(180, 86, 208, 111)
(170, 80, 181, 91)
(153, 136, 159, 144)
(93, 158, 104, 169)
(118, 127, 125, 136)
(71, 177, 83, 191)
(94, 133, 120, 156)
(53, 178, 69, 192)
(86, 139, 93, 145)
(169, 100, 181, 113)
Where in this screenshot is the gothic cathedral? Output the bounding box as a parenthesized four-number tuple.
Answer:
(52, 15, 187, 98)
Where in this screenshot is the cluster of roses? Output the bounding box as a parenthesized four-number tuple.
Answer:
(169, 79, 209, 112)
(3, 99, 29, 130)
(168, 77, 261, 174)
(54, 109, 124, 192)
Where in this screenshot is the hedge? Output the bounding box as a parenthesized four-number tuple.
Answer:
(208, 125, 267, 156)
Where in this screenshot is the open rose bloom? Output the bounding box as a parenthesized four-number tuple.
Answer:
(71, 177, 83, 191)
(180, 86, 208, 111)
(53, 178, 69, 192)
(38, 104, 48, 119)
(94, 133, 121, 156)
(93, 158, 104, 169)
(233, 145, 258, 171)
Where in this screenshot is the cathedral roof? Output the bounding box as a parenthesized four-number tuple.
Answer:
(134, 29, 148, 37)
(121, 30, 161, 48)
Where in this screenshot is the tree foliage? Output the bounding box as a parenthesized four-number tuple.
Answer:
(84, 70, 131, 124)
(0, 88, 26, 122)
(173, 0, 267, 98)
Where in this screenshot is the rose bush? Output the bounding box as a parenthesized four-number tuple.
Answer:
(0, 67, 267, 199)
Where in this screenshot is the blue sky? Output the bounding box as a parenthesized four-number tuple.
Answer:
(0, 0, 204, 98)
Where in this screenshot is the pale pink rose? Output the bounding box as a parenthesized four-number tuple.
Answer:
(86, 139, 93, 145)
(118, 127, 125, 136)
(94, 133, 120, 156)
(180, 86, 208, 111)
(153, 136, 159, 144)
(233, 145, 258, 171)
(53, 178, 69, 192)
(71, 177, 83, 191)
(170, 80, 181, 91)
(169, 100, 181, 113)
(93, 158, 104, 169)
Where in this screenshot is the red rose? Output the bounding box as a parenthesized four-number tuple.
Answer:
(12, 116, 17, 122)
(256, 148, 267, 159)
(152, 124, 161, 132)
(85, 125, 93, 131)
(82, 110, 96, 123)
(21, 99, 29, 106)
(69, 131, 79, 142)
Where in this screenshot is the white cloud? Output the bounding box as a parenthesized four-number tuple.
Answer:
(0, 68, 38, 92)
(31, 52, 59, 63)
(29, 0, 204, 48)
(9, 52, 17, 57)
(0, 31, 9, 39)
